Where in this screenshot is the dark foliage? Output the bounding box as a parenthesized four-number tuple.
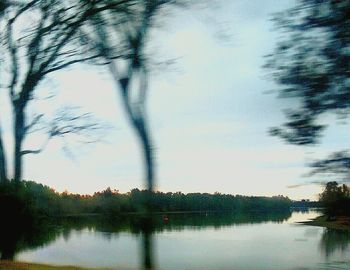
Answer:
(266, 0, 350, 145)
(320, 228, 350, 258)
(291, 199, 321, 208)
(0, 180, 292, 218)
(319, 181, 350, 216)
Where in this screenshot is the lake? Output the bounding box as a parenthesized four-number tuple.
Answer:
(3, 210, 350, 270)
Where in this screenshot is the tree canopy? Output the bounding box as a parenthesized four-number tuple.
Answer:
(266, 0, 350, 145)
(319, 181, 350, 216)
(266, 0, 350, 180)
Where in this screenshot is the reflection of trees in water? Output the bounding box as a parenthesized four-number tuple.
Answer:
(0, 193, 62, 260)
(150, 211, 292, 232)
(4, 210, 350, 270)
(50, 210, 293, 234)
(0, 219, 61, 260)
(138, 216, 155, 270)
(319, 228, 350, 258)
(0, 210, 291, 266)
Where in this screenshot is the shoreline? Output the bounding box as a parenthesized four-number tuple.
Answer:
(0, 261, 114, 270)
(300, 215, 350, 230)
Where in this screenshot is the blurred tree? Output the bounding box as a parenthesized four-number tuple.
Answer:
(266, 0, 350, 178)
(0, 0, 9, 182)
(0, 0, 126, 181)
(308, 151, 350, 180)
(86, 0, 187, 192)
(0, 123, 7, 182)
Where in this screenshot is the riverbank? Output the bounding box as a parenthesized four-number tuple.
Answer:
(0, 261, 114, 270)
(302, 215, 350, 230)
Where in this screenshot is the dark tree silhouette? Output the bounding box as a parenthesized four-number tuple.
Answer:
(0, 123, 7, 182)
(266, 0, 350, 178)
(319, 181, 350, 216)
(0, 0, 126, 181)
(87, 0, 186, 192)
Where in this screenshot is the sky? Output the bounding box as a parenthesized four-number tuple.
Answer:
(1, 0, 345, 200)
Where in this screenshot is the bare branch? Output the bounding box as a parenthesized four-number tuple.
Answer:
(21, 149, 42, 155)
(48, 106, 109, 143)
(20, 134, 50, 156)
(26, 6, 49, 76)
(24, 113, 43, 134)
(21, 106, 109, 156)
(38, 0, 133, 75)
(42, 54, 102, 75)
(11, 0, 39, 22)
(6, 15, 19, 100)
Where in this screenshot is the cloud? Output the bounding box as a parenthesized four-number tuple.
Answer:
(286, 180, 350, 189)
(286, 182, 324, 189)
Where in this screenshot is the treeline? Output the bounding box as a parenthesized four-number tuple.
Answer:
(0, 181, 292, 218)
(319, 181, 350, 216)
(291, 200, 321, 208)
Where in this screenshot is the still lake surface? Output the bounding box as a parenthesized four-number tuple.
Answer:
(11, 210, 350, 270)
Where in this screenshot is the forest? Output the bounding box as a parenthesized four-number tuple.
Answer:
(0, 180, 292, 219)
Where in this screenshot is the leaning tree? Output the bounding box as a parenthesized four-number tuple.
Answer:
(84, 0, 188, 192)
(0, 0, 129, 182)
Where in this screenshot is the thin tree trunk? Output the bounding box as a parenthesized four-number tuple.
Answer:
(121, 88, 154, 192)
(135, 117, 154, 192)
(110, 69, 155, 192)
(0, 123, 7, 182)
(13, 106, 25, 181)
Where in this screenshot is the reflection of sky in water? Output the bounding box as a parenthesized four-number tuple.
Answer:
(18, 231, 140, 269)
(285, 209, 321, 224)
(17, 211, 350, 270)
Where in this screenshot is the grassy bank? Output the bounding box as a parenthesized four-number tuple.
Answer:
(0, 261, 115, 270)
(302, 215, 350, 230)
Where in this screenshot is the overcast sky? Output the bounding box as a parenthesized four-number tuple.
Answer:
(2, 0, 345, 200)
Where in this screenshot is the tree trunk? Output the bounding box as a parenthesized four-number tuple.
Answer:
(135, 117, 154, 192)
(111, 72, 155, 193)
(13, 106, 25, 182)
(122, 93, 154, 193)
(0, 124, 7, 182)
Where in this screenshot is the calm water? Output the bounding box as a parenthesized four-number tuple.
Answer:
(4, 210, 350, 270)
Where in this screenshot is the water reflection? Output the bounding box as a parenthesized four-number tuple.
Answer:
(137, 215, 155, 270)
(0, 219, 60, 260)
(320, 228, 350, 258)
(0, 211, 290, 264)
(142, 230, 154, 269)
(0, 211, 349, 269)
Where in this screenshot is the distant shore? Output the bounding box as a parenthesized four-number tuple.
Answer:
(301, 215, 350, 230)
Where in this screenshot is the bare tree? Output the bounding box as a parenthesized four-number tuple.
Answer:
(20, 106, 107, 156)
(88, 0, 186, 192)
(0, 0, 128, 181)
